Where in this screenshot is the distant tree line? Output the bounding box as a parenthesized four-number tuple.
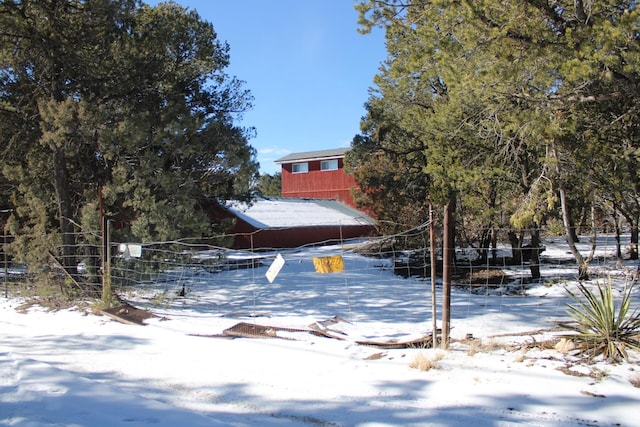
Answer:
(256, 172, 281, 197)
(348, 0, 640, 280)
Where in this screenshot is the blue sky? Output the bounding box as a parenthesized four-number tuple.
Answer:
(148, 1, 387, 174)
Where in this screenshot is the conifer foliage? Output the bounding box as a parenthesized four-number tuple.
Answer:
(352, 1, 640, 278)
(0, 1, 258, 271)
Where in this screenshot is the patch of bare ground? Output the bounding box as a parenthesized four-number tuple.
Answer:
(487, 328, 565, 352)
(455, 267, 512, 286)
(461, 337, 516, 356)
(579, 390, 607, 398)
(457, 328, 562, 356)
(556, 364, 608, 381)
(465, 329, 638, 382)
(364, 352, 387, 360)
(14, 296, 79, 313)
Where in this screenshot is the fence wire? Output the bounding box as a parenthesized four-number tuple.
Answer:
(2, 227, 638, 331)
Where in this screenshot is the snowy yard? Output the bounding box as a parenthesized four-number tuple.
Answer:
(1, 235, 640, 426)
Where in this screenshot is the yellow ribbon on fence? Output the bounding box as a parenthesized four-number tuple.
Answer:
(312, 255, 345, 274)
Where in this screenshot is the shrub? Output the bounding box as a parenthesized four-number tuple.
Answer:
(562, 281, 640, 362)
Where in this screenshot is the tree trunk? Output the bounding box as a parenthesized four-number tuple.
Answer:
(559, 185, 589, 280)
(491, 227, 497, 264)
(630, 212, 639, 260)
(611, 211, 622, 260)
(478, 226, 492, 264)
(508, 230, 522, 264)
(582, 203, 597, 268)
(529, 228, 542, 281)
(618, 208, 638, 260)
(53, 148, 77, 275)
(549, 138, 588, 280)
(569, 213, 580, 243)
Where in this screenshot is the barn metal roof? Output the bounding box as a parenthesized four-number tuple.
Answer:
(225, 197, 374, 229)
(274, 148, 349, 164)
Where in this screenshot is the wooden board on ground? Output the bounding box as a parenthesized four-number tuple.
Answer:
(192, 317, 438, 349)
(222, 322, 310, 339)
(101, 303, 157, 326)
(307, 315, 350, 341)
(308, 322, 347, 340)
(187, 333, 236, 339)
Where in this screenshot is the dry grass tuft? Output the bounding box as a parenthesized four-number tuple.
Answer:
(630, 374, 640, 388)
(409, 351, 445, 371)
(466, 338, 504, 356)
(512, 352, 527, 363)
(554, 337, 576, 354)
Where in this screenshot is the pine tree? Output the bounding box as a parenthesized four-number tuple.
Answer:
(0, 1, 258, 275)
(354, 0, 640, 279)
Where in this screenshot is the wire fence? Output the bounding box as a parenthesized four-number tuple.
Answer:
(2, 226, 638, 333)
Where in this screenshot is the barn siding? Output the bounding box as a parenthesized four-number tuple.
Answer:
(231, 222, 375, 250)
(281, 159, 358, 207)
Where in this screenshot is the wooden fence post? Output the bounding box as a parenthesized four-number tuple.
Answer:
(442, 204, 452, 349)
(102, 215, 112, 307)
(430, 204, 438, 348)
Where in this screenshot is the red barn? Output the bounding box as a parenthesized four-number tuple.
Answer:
(275, 148, 359, 209)
(219, 197, 375, 249)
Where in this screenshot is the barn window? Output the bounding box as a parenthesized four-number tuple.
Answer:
(292, 162, 308, 173)
(320, 159, 338, 171)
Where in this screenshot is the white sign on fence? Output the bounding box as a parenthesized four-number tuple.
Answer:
(118, 243, 142, 258)
(265, 253, 285, 283)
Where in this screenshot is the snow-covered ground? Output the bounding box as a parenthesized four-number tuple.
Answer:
(1, 235, 640, 426)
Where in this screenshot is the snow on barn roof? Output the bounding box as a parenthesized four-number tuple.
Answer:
(225, 197, 374, 229)
(274, 148, 349, 164)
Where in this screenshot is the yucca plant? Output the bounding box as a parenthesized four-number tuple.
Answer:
(562, 281, 640, 362)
